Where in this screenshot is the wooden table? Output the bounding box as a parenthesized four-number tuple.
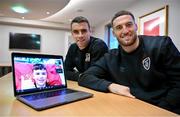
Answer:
(0, 73, 178, 116)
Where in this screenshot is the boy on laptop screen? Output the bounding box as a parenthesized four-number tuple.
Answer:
(14, 56, 65, 92)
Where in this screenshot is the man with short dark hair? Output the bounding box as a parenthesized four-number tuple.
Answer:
(65, 16, 108, 81)
(78, 11, 180, 114)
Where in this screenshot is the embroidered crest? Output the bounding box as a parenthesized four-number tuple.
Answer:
(142, 57, 151, 70)
(85, 53, 90, 62)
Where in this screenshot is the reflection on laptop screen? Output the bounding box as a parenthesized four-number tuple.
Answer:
(13, 56, 66, 94)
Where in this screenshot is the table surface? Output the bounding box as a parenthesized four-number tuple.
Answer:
(0, 73, 178, 116)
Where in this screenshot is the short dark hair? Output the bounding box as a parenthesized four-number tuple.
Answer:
(71, 16, 90, 29)
(111, 10, 135, 27)
(33, 64, 46, 71)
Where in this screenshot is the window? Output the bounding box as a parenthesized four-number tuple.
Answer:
(106, 25, 118, 49)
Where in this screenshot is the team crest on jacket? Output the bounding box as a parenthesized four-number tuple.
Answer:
(142, 57, 151, 70)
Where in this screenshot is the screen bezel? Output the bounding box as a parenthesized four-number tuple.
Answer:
(11, 52, 67, 96)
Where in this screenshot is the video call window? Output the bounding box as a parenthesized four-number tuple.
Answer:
(14, 57, 65, 92)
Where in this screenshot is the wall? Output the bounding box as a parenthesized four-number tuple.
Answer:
(93, 0, 180, 50)
(1, 0, 179, 63)
(92, 22, 108, 43)
(0, 24, 70, 63)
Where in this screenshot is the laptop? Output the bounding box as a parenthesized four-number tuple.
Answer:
(11, 52, 93, 111)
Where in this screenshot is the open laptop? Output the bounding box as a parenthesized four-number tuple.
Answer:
(11, 52, 93, 111)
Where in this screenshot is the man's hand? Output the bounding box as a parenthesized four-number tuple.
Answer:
(108, 83, 135, 98)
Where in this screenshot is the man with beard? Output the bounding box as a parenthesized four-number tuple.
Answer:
(78, 10, 180, 114)
(65, 16, 108, 81)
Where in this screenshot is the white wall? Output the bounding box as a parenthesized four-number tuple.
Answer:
(0, 24, 70, 63)
(93, 0, 180, 51)
(92, 22, 108, 42)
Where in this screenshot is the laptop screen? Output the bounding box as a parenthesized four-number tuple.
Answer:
(11, 53, 67, 96)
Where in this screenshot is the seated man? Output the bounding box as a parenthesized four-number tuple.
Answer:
(78, 10, 180, 114)
(65, 16, 108, 81)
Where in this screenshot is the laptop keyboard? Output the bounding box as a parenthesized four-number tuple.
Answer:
(22, 89, 76, 101)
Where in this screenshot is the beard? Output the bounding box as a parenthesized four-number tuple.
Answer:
(118, 33, 137, 47)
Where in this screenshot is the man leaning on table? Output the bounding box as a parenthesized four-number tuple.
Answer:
(78, 10, 180, 114)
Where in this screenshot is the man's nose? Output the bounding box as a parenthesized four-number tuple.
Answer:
(77, 31, 84, 37)
(122, 26, 128, 34)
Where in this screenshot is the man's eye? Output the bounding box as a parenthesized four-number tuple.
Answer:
(115, 26, 122, 30)
(73, 30, 79, 34)
(126, 23, 133, 27)
(81, 29, 87, 33)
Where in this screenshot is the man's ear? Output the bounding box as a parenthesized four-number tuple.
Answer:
(112, 28, 116, 37)
(89, 27, 92, 34)
(135, 23, 138, 31)
(71, 29, 73, 35)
